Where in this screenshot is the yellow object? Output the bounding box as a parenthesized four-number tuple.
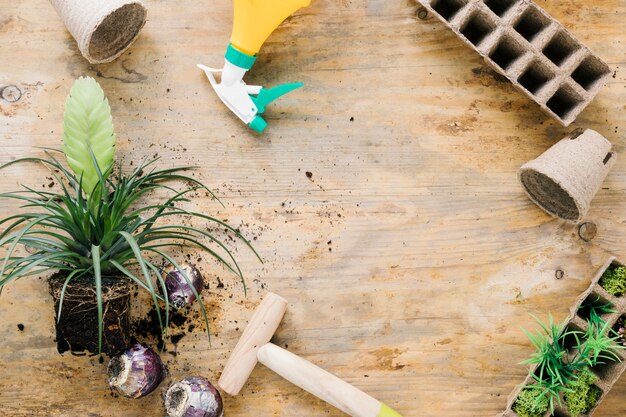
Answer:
(231, 0, 311, 55)
(378, 403, 403, 417)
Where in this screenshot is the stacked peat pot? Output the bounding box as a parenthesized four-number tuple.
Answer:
(500, 257, 626, 417)
(417, 0, 611, 126)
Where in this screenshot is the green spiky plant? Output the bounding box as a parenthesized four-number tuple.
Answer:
(516, 313, 624, 415)
(518, 314, 576, 413)
(576, 321, 623, 366)
(578, 296, 614, 328)
(0, 77, 260, 354)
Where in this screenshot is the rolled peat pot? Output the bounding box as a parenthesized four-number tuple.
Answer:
(49, 273, 132, 355)
(518, 129, 616, 222)
(49, 0, 147, 64)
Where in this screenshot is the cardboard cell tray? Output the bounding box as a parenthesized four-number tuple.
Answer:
(418, 0, 612, 126)
(500, 257, 626, 417)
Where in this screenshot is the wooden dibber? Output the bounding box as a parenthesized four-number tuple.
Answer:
(218, 293, 403, 417)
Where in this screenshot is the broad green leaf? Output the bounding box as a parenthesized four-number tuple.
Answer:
(62, 77, 116, 195)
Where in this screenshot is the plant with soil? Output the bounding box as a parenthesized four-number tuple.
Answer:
(599, 265, 626, 297)
(0, 77, 259, 355)
(514, 314, 624, 415)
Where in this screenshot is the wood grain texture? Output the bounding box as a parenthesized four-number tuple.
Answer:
(0, 0, 624, 416)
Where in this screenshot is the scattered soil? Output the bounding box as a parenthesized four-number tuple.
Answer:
(131, 307, 194, 350)
(171, 311, 188, 327)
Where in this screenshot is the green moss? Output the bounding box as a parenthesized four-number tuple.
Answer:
(599, 266, 626, 296)
(512, 387, 549, 417)
(564, 369, 602, 417)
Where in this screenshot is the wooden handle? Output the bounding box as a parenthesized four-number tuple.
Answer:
(218, 293, 288, 395)
(258, 343, 402, 417)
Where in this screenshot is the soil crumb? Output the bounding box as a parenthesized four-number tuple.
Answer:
(132, 308, 192, 349)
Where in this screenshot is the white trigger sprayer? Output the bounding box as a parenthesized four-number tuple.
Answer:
(198, 0, 311, 132)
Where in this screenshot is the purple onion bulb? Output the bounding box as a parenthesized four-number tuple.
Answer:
(107, 343, 165, 398)
(163, 263, 204, 309)
(164, 376, 224, 417)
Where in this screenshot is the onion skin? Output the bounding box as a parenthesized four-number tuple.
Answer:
(164, 376, 224, 417)
(107, 343, 165, 398)
(163, 263, 204, 309)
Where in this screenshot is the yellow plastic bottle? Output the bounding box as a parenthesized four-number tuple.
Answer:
(230, 0, 311, 56)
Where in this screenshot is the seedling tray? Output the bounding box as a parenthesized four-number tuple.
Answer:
(418, 0, 612, 126)
(500, 257, 626, 417)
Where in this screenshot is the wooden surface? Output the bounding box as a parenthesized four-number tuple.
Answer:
(0, 0, 625, 416)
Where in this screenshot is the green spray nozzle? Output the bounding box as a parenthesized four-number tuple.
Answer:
(246, 82, 303, 132)
(249, 82, 303, 115)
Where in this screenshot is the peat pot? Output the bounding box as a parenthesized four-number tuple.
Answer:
(518, 129, 616, 222)
(49, 0, 147, 64)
